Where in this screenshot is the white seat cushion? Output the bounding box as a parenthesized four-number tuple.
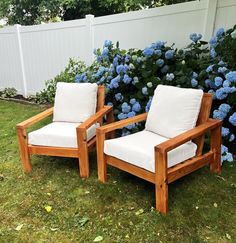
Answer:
(53, 82, 98, 123)
(104, 131, 197, 172)
(145, 85, 203, 138)
(28, 122, 99, 148)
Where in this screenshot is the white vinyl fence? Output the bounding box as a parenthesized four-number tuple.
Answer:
(0, 0, 236, 96)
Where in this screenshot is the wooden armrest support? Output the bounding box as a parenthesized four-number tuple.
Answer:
(96, 112, 148, 134)
(16, 107, 54, 129)
(155, 119, 222, 153)
(77, 106, 113, 141)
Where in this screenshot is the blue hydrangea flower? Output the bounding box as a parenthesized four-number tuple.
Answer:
(110, 75, 121, 89)
(155, 41, 165, 49)
(130, 98, 136, 105)
(210, 48, 217, 58)
(115, 93, 123, 101)
(223, 80, 231, 87)
(206, 65, 214, 72)
(222, 127, 230, 137)
(229, 112, 236, 126)
(107, 102, 113, 106)
(209, 37, 217, 48)
(166, 73, 175, 81)
(75, 73, 87, 83)
(127, 111, 136, 118)
(215, 88, 228, 100)
(113, 56, 119, 66)
(161, 65, 169, 73)
(132, 76, 139, 85)
(221, 145, 228, 154)
(229, 134, 235, 142)
(156, 59, 164, 67)
(121, 102, 131, 113)
(118, 113, 127, 120)
(142, 87, 148, 95)
(191, 78, 198, 87)
(214, 76, 223, 86)
(192, 72, 198, 78)
(132, 102, 141, 112)
(218, 60, 225, 66)
(116, 65, 125, 74)
(165, 50, 174, 59)
(154, 49, 162, 57)
(126, 123, 136, 130)
(145, 97, 153, 112)
(189, 33, 202, 43)
(213, 110, 227, 120)
(123, 74, 132, 84)
(104, 40, 112, 47)
(219, 103, 231, 114)
(102, 47, 109, 57)
(125, 54, 131, 63)
(218, 67, 227, 73)
(205, 79, 211, 87)
(208, 89, 216, 99)
(216, 27, 224, 38)
(147, 82, 153, 88)
(222, 152, 234, 163)
(225, 71, 236, 82)
(143, 47, 154, 57)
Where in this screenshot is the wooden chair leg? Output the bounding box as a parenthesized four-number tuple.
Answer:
(210, 125, 222, 174)
(96, 132, 107, 182)
(79, 142, 89, 178)
(155, 149, 168, 214)
(16, 126, 32, 172)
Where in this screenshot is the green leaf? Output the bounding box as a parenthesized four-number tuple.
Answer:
(78, 217, 89, 227)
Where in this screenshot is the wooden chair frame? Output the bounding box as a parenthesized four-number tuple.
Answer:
(16, 86, 114, 178)
(96, 93, 222, 214)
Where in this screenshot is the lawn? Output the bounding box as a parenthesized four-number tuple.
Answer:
(0, 100, 236, 242)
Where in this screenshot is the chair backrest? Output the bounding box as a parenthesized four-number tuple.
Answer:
(145, 85, 204, 138)
(193, 93, 213, 155)
(53, 82, 99, 123)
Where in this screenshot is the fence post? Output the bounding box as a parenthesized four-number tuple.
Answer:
(85, 14, 95, 66)
(15, 24, 27, 97)
(203, 0, 218, 42)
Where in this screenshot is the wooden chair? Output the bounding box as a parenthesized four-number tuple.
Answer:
(16, 83, 113, 178)
(96, 85, 222, 214)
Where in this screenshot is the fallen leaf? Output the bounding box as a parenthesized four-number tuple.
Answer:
(50, 228, 59, 232)
(135, 209, 144, 215)
(15, 224, 23, 231)
(44, 205, 52, 213)
(213, 203, 218, 208)
(85, 191, 90, 194)
(195, 206, 199, 210)
(79, 217, 89, 227)
(47, 193, 51, 196)
(216, 175, 226, 181)
(226, 233, 231, 240)
(93, 236, 103, 242)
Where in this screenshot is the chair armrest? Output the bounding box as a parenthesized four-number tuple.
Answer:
(76, 106, 113, 140)
(16, 107, 54, 129)
(155, 119, 222, 153)
(96, 113, 148, 134)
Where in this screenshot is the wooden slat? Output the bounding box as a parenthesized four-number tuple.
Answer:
(16, 107, 53, 128)
(167, 151, 214, 183)
(28, 145, 79, 158)
(194, 93, 213, 156)
(97, 113, 148, 134)
(87, 136, 96, 148)
(155, 119, 222, 153)
(106, 156, 155, 183)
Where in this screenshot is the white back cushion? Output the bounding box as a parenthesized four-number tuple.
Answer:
(53, 82, 98, 123)
(145, 85, 203, 138)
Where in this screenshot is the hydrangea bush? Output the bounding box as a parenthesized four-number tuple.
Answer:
(38, 26, 236, 163)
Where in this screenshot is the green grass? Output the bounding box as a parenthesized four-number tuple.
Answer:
(0, 100, 236, 243)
